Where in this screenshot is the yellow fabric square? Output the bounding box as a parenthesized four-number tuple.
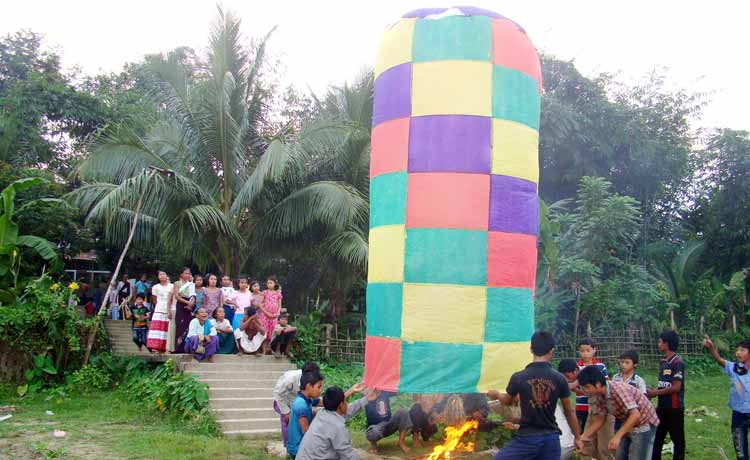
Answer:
(401, 283, 486, 344)
(412, 61, 493, 117)
(477, 342, 531, 392)
(375, 19, 416, 79)
(491, 119, 539, 183)
(368, 225, 405, 283)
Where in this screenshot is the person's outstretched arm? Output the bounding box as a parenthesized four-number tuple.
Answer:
(704, 334, 727, 367)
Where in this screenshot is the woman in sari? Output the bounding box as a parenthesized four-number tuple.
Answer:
(173, 267, 195, 353)
(212, 307, 236, 354)
(185, 307, 217, 362)
(146, 271, 173, 355)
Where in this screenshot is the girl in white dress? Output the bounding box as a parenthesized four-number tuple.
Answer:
(146, 271, 174, 354)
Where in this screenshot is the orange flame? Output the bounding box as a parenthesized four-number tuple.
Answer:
(426, 419, 479, 460)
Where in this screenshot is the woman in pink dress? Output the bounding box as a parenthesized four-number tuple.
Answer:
(259, 276, 282, 354)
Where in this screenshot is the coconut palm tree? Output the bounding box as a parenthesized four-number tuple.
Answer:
(249, 72, 372, 317)
(71, 7, 371, 294)
(70, 8, 284, 273)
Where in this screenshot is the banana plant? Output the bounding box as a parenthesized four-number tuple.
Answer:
(0, 177, 60, 302)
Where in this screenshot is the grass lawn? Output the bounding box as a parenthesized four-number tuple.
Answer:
(0, 367, 737, 460)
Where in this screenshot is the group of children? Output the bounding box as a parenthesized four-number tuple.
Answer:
(488, 329, 708, 460)
(273, 362, 466, 460)
(270, 330, 750, 460)
(116, 269, 296, 361)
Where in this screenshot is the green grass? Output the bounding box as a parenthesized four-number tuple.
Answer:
(0, 388, 275, 460)
(0, 366, 738, 460)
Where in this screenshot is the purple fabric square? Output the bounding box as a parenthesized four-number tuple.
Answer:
(408, 115, 491, 173)
(373, 63, 412, 127)
(489, 175, 539, 235)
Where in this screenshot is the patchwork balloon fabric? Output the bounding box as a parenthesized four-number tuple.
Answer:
(365, 7, 542, 393)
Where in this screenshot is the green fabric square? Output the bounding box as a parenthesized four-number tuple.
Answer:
(492, 65, 541, 130)
(399, 341, 482, 393)
(370, 172, 407, 228)
(404, 228, 487, 285)
(484, 288, 535, 342)
(366, 283, 403, 338)
(412, 16, 492, 62)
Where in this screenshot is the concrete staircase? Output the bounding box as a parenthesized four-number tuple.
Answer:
(103, 318, 295, 437)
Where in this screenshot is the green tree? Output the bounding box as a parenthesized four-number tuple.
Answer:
(646, 240, 706, 329)
(0, 177, 60, 301)
(0, 30, 108, 173)
(251, 73, 372, 317)
(70, 8, 286, 274)
(689, 129, 750, 278)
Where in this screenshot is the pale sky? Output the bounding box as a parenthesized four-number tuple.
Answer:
(2, 0, 748, 131)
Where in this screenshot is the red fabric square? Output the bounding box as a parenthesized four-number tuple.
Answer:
(487, 231, 537, 289)
(371, 118, 409, 178)
(364, 336, 401, 391)
(492, 19, 542, 94)
(406, 173, 490, 230)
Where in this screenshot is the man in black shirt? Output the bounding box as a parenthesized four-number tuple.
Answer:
(488, 331, 582, 460)
(647, 330, 685, 460)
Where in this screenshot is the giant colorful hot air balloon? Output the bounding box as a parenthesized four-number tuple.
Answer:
(364, 6, 542, 393)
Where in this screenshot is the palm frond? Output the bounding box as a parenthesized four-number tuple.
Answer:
(254, 181, 367, 241)
(321, 229, 368, 271)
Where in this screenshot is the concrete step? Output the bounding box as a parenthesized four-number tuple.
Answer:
(185, 370, 285, 380)
(192, 353, 291, 364)
(183, 362, 294, 372)
(200, 378, 278, 388)
(209, 388, 273, 399)
(216, 417, 279, 432)
(209, 397, 274, 409)
(211, 407, 278, 419)
(221, 428, 278, 438)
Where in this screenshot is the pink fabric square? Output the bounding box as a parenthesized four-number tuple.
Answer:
(492, 19, 542, 93)
(364, 336, 401, 391)
(371, 118, 410, 178)
(487, 231, 537, 289)
(406, 173, 490, 230)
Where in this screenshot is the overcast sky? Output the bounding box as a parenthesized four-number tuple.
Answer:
(2, 1, 748, 131)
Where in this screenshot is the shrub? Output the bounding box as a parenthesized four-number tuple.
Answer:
(0, 275, 103, 385)
(70, 364, 111, 391)
(123, 359, 216, 433)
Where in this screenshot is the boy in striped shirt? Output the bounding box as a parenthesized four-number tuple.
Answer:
(576, 338, 614, 459)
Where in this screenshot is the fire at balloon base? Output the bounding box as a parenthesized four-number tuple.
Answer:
(424, 419, 479, 460)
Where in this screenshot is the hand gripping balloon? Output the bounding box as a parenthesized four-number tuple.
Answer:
(365, 6, 542, 393)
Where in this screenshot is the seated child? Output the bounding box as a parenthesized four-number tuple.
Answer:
(185, 307, 218, 362)
(287, 371, 324, 459)
(126, 293, 149, 351)
(234, 307, 265, 355)
(211, 307, 236, 354)
(365, 389, 412, 454)
(271, 313, 297, 358)
(704, 335, 750, 460)
(296, 386, 359, 460)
